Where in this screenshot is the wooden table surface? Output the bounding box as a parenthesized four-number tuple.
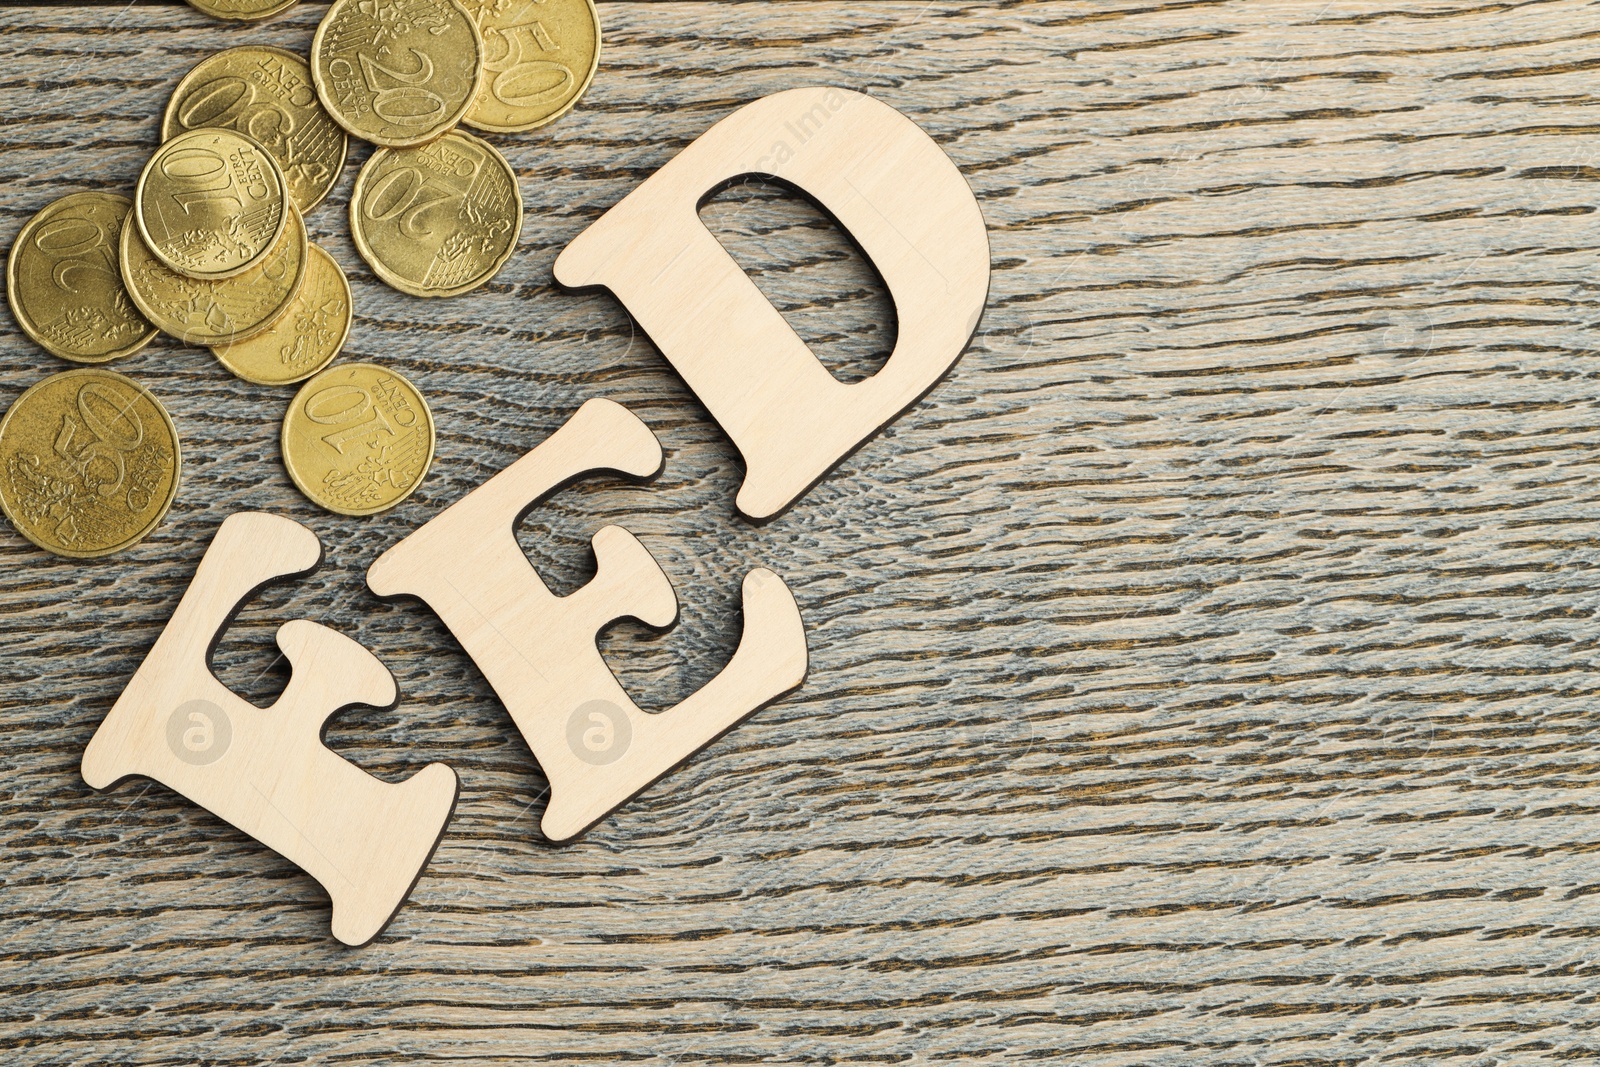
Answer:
(5, 0, 1600, 1062)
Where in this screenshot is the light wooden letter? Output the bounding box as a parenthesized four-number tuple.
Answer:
(81, 512, 459, 947)
(366, 398, 808, 842)
(553, 86, 991, 522)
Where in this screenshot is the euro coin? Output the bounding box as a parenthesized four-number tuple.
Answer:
(0, 369, 181, 558)
(7, 193, 157, 364)
(211, 245, 351, 386)
(349, 130, 520, 297)
(121, 201, 308, 347)
(461, 0, 600, 134)
(183, 0, 300, 22)
(135, 128, 289, 280)
(282, 363, 434, 516)
(163, 46, 349, 214)
(311, 0, 484, 149)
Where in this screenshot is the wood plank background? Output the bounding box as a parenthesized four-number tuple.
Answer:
(6, 0, 1600, 1062)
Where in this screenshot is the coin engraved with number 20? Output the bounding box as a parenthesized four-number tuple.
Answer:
(311, 0, 484, 149)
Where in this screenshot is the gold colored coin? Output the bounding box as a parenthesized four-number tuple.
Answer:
(282, 363, 434, 516)
(211, 245, 352, 386)
(349, 130, 521, 297)
(121, 202, 308, 347)
(163, 47, 349, 214)
(7, 193, 157, 364)
(311, 0, 484, 149)
(461, 0, 600, 134)
(136, 128, 290, 280)
(0, 369, 180, 558)
(183, 0, 300, 22)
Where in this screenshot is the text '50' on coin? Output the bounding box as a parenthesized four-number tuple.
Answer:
(282, 363, 435, 516)
(121, 202, 308, 347)
(311, 0, 484, 149)
(460, 0, 600, 134)
(212, 245, 351, 386)
(7, 193, 157, 364)
(0, 369, 181, 558)
(184, 0, 300, 22)
(136, 128, 290, 281)
(350, 130, 521, 297)
(164, 46, 349, 214)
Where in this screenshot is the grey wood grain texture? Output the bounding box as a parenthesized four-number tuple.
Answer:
(6, 0, 1600, 1062)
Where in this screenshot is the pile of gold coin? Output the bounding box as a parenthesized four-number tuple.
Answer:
(1, 0, 601, 557)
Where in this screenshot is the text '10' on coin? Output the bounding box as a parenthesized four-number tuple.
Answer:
(461, 0, 600, 134)
(136, 128, 289, 281)
(212, 245, 351, 386)
(282, 363, 434, 516)
(121, 202, 308, 347)
(311, 0, 484, 149)
(7, 193, 157, 364)
(184, 0, 300, 23)
(163, 46, 349, 214)
(0, 369, 181, 558)
(350, 130, 521, 297)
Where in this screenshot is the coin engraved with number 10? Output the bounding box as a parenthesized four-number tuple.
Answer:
(282, 363, 435, 516)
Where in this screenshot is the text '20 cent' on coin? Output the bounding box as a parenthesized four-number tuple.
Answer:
(212, 245, 351, 386)
(350, 129, 521, 297)
(163, 46, 349, 214)
(0, 369, 181, 558)
(282, 362, 434, 516)
(136, 128, 290, 281)
(121, 201, 308, 347)
(461, 0, 599, 134)
(183, 0, 300, 23)
(311, 0, 484, 149)
(7, 193, 157, 364)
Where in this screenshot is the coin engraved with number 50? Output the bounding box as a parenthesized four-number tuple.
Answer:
(351, 130, 521, 297)
(0, 369, 181, 558)
(282, 363, 435, 516)
(311, 0, 484, 149)
(461, 0, 600, 134)
(7, 193, 157, 364)
(163, 46, 350, 214)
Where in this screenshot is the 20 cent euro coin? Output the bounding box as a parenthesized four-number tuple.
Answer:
(0, 369, 181, 558)
(350, 130, 520, 297)
(7, 192, 157, 364)
(312, 0, 484, 149)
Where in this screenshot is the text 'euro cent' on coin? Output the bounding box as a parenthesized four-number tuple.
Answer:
(0, 369, 181, 558)
(121, 202, 308, 347)
(312, 0, 484, 149)
(135, 128, 290, 281)
(164, 46, 349, 214)
(7, 193, 157, 364)
(281, 362, 434, 516)
(350, 129, 521, 297)
(211, 245, 352, 386)
(460, 0, 600, 134)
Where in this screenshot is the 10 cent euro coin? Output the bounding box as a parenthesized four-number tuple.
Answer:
(0, 369, 181, 558)
(282, 362, 435, 516)
(135, 128, 290, 281)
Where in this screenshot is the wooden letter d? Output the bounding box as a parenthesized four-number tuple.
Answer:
(553, 86, 990, 522)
